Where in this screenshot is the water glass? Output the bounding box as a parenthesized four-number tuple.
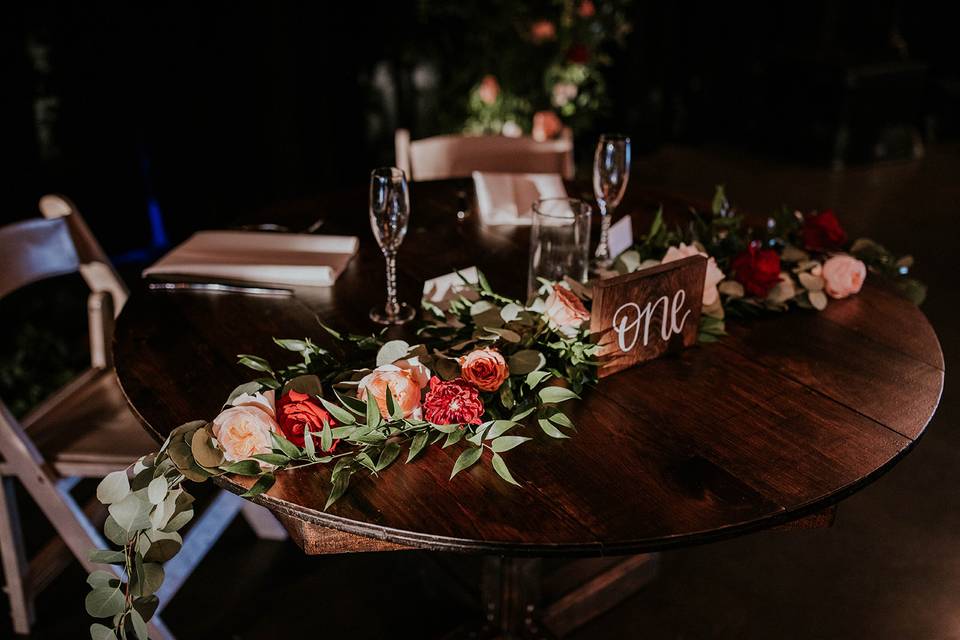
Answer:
(528, 198, 592, 295)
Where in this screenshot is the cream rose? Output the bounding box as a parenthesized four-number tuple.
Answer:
(661, 242, 726, 306)
(543, 285, 590, 337)
(822, 255, 866, 299)
(357, 365, 423, 419)
(211, 395, 277, 464)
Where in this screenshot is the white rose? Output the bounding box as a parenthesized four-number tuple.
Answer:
(661, 243, 726, 306)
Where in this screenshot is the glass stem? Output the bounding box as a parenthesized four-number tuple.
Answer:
(595, 203, 613, 261)
(384, 252, 399, 318)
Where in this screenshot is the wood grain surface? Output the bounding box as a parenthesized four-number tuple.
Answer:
(113, 179, 944, 556)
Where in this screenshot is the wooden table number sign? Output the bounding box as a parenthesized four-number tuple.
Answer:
(589, 255, 707, 377)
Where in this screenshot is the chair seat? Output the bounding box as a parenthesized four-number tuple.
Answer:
(14, 368, 159, 476)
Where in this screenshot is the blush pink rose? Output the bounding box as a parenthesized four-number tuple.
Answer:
(822, 255, 866, 299)
(459, 348, 510, 392)
(478, 75, 499, 105)
(543, 285, 590, 336)
(357, 365, 423, 419)
(532, 110, 563, 142)
(661, 243, 726, 306)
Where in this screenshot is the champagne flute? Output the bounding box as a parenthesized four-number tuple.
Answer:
(369, 167, 415, 325)
(592, 133, 631, 268)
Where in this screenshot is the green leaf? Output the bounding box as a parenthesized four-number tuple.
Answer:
(365, 390, 383, 429)
(271, 431, 302, 460)
(273, 338, 311, 352)
(223, 459, 266, 475)
(146, 477, 167, 506)
(224, 381, 262, 406)
(500, 302, 523, 322)
(333, 388, 367, 415)
(485, 420, 518, 439)
(431, 422, 460, 434)
(131, 595, 159, 623)
(546, 410, 575, 430)
(142, 530, 183, 563)
(319, 397, 357, 424)
(491, 453, 521, 486)
(538, 418, 569, 439)
(132, 562, 164, 597)
(241, 473, 276, 498)
(191, 427, 225, 469)
(320, 416, 333, 453)
(376, 442, 402, 471)
(376, 339, 410, 366)
(85, 585, 125, 618)
(450, 447, 483, 479)
(406, 431, 429, 462)
(236, 354, 273, 374)
(538, 386, 580, 404)
(108, 492, 152, 532)
(129, 609, 149, 640)
(255, 376, 281, 390)
(443, 428, 465, 448)
(511, 406, 537, 422)
(161, 509, 194, 533)
(384, 385, 401, 421)
(508, 349, 545, 375)
(90, 623, 118, 640)
(499, 384, 515, 409)
(490, 436, 532, 452)
(89, 549, 126, 565)
(281, 374, 323, 397)
(485, 327, 522, 343)
(525, 370, 551, 389)
(96, 471, 130, 505)
(86, 570, 120, 590)
(324, 470, 352, 509)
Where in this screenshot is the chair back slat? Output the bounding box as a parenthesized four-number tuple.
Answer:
(0, 218, 80, 301)
(397, 128, 576, 181)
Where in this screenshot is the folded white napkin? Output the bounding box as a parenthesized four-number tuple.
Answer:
(143, 231, 358, 287)
(472, 171, 567, 225)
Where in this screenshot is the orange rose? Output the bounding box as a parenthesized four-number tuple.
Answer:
(459, 348, 510, 392)
(532, 110, 563, 142)
(357, 365, 423, 419)
(543, 285, 590, 336)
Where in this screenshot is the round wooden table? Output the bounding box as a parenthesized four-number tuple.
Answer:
(115, 180, 944, 556)
(113, 180, 943, 635)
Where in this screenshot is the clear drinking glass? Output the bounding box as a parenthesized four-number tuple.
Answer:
(369, 167, 415, 325)
(528, 198, 592, 295)
(592, 133, 631, 267)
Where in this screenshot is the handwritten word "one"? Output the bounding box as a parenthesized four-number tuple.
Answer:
(611, 290, 691, 352)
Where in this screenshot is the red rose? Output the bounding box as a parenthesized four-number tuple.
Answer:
(276, 390, 337, 450)
(566, 43, 590, 64)
(731, 241, 782, 298)
(423, 377, 484, 426)
(801, 209, 847, 252)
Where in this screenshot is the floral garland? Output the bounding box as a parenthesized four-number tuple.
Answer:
(83, 187, 925, 638)
(83, 276, 597, 639)
(612, 186, 926, 342)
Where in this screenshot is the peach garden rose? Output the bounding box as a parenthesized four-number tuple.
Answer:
(357, 365, 423, 419)
(459, 348, 510, 392)
(211, 391, 277, 463)
(822, 254, 866, 299)
(543, 284, 590, 337)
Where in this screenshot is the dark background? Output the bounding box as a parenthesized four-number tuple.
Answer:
(2, 2, 958, 259)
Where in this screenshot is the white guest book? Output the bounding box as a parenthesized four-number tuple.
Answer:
(143, 231, 359, 286)
(472, 171, 567, 225)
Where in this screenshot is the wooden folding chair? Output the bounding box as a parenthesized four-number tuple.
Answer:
(395, 128, 576, 181)
(0, 196, 286, 639)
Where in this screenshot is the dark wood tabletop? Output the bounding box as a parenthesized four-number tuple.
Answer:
(113, 179, 944, 556)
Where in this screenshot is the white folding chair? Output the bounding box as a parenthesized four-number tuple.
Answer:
(0, 196, 286, 639)
(395, 128, 576, 181)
